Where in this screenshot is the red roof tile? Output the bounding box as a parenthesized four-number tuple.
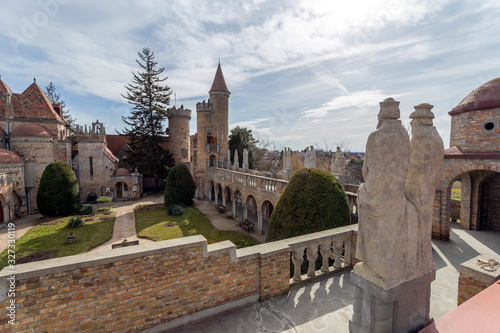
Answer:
(0, 148, 24, 163)
(106, 135, 131, 155)
(450, 77, 500, 115)
(0, 80, 12, 94)
(11, 124, 53, 137)
(209, 63, 230, 94)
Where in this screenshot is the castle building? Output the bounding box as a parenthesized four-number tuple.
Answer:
(190, 63, 231, 198)
(433, 78, 500, 239)
(0, 79, 142, 222)
(167, 105, 191, 164)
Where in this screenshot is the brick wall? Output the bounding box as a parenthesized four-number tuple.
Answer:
(450, 108, 500, 151)
(458, 254, 500, 305)
(0, 236, 291, 332)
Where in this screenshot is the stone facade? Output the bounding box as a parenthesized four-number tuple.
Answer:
(167, 105, 191, 164)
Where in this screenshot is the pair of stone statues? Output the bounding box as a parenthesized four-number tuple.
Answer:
(356, 98, 444, 288)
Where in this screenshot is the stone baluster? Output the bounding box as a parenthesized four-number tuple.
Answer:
(306, 244, 319, 277)
(320, 241, 331, 273)
(333, 238, 344, 269)
(292, 248, 306, 282)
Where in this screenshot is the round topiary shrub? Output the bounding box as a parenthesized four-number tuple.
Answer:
(166, 204, 185, 216)
(164, 163, 196, 207)
(79, 205, 94, 215)
(266, 168, 351, 242)
(37, 162, 81, 217)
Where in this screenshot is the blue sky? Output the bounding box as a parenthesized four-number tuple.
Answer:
(1, 0, 499, 152)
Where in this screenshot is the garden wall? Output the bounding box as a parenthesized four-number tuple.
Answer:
(0, 236, 290, 332)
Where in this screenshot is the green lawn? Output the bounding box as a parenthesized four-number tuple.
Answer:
(0, 212, 115, 270)
(135, 206, 259, 248)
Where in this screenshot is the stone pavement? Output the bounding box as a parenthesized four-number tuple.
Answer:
(89, 194, 164, 252)
(158, 223, 500, 333)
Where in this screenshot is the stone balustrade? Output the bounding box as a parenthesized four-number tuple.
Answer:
(285, 225, 357, 285)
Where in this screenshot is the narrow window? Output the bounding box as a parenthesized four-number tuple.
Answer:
(89, 157, 93, 177)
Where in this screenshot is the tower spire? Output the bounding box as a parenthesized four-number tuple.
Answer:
(209, 63, 230, 94)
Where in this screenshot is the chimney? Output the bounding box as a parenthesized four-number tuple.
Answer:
(4, 92, 14, 118)
(53, 103, 63, 117)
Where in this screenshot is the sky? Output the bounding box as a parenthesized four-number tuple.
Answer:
(1, 0, 499, 152)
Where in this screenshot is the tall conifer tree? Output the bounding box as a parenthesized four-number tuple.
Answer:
(120, 48, 174, 188)
(45, 82, 75, 129)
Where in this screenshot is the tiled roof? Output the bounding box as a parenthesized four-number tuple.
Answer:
(104, 146, 118, 163)
(106, 135, 131, 155)
(450, 77, 500, 115)
(209, 63, 230, 94)
(0, 80, 12, 94)
(0, 148, 24, 163)
(11, 124, 53, 137)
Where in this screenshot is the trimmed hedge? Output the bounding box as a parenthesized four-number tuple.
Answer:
(164, 163, 196, 207)
(266, 168, 350, 242)
(37, 162, 81, 217)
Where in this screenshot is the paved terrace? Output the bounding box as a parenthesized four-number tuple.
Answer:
(157, 223, 500, 333)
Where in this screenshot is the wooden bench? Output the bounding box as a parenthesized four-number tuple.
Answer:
(239, 219, 255, 232)
(215, 204, 226, 214)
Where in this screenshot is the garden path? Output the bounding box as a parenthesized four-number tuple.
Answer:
(0, 214, 42, 253)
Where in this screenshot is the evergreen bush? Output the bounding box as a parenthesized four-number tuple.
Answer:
(266, 168, 351, 242)
(79, 205, 94, 215)
(164, 163, 196, 207)
(37, 162, 81, 217)
(67, 216, 83, 228)
(166, 204, 185, 216)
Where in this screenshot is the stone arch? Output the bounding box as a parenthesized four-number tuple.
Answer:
(215, 183, 223, 204)
(434, 161, 500, 240)
(209, 154, 217, 167)
(260, 200, 275, 235)
(246, 194, 257, 215)
(233, 189, 243, 220)
(208, 180, 215, 202)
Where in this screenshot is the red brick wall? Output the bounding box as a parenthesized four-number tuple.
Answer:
(0, 237, 291, 332)
(450, 108, 500, 151)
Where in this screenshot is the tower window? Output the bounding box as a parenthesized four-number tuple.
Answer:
(484, 122, 495, 131)
(89, 157, 94, 177)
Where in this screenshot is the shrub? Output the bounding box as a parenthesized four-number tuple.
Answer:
(166, 204, 185, 216)
(67, 216, 83, 228)
(37, 162, 81, 217)
(164, 163, 196, 207)
(79, 205, 94, 215)
(266, 168, 351, 242)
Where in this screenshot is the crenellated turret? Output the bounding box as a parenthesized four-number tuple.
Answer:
(167, 105, 191, 164)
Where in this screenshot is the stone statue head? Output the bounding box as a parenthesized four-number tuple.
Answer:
(377, 98, 400, 128)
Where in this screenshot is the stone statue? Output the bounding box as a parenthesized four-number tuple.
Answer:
(405, 103, 444, 277)
(233, 149, 240, 168)
(331, 147, 346, 175)
(226, 148, 231, 169)
(304, 146, 316, 168)
(242, 149, 249, 170)
(283, 147, 292, 169)
(356, 98, 411, 287)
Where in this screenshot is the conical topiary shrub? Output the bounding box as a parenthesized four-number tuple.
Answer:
(164, 163, 196, 207)
(266, 168, 351, 242)
(37, 162, 81, 217)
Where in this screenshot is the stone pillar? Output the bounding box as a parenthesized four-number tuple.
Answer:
(243, 205, 248, 220)
(257, 210, 263, 234)
(242, 149, 249, 170)
(214, 187, 219, 205)
(233, 150, 240, 169)
(232, 200, 236, 218)
(222, 192, 227, 207)
(460, 173, 471, 230)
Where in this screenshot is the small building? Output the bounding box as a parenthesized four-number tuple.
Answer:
(433, 78, 500, 240)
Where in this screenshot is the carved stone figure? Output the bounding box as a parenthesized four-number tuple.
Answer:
(242, 149, 249, 170)
(233, 149, 239, 168)
(304, 146, 316, 168)
(405, 103, 444, 277)
(226, 148, 231, 169)
(356, 98, 411, 287)
(331, 147, 346, 175)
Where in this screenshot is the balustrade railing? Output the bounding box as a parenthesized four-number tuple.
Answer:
(247, 176, 257, 187)
(284, 225, 356, 284)
(262, 179, 276, 192)
(205, 144, 219, 152)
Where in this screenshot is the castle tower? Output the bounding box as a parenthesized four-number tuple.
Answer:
(167, 105, 191, 164)
(194, 63, 230, 198)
